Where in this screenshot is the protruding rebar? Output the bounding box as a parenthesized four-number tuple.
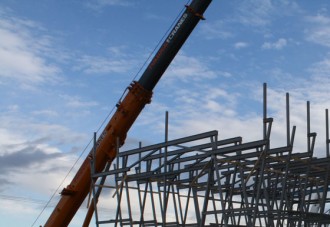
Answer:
(263, 83, 267, 140)
(286, 93, 290, 147)
(307, 101, 311, 154)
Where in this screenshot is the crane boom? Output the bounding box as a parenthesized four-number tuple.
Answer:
(44, 0, 212, 226)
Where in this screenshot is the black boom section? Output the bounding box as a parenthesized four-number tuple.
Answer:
(138, 0, 212, 91)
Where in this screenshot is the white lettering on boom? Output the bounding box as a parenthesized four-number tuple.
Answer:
(166, 13, 188, 43)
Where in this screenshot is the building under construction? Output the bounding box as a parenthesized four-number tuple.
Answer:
(41, 1, 330, 226)
(88, 84, 330, 226)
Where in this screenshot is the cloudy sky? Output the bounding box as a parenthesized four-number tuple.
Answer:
(1, 0, 330, 226)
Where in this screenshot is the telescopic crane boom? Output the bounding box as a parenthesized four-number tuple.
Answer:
(44, 0, 212, 226)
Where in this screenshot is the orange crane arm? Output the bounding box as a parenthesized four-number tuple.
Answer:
(44, 82, 152, 226)
(44, 1, 212, 226)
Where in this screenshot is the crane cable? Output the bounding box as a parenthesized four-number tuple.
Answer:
(31, 1, 191, 226)
(131, 0, 190, 82)
(30, 106, 116, 227)
(30, 133, 95, 227)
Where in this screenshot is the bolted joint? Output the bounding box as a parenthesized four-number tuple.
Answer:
(128, 81, 153, 104)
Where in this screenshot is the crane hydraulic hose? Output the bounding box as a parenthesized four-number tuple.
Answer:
(44, 0, 212, 226)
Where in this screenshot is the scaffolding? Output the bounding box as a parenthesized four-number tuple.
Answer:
(89, 84, 330, 226)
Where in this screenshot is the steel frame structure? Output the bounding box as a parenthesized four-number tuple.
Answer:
(89, 84, 330, 226)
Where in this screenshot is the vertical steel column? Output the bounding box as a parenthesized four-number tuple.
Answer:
(170, 183, 180, 225)
(82, 86, 330, 226)
(270, 172, 279, 214)
(162, 111, 169, 226)
(150, 182, 158, 226)
(201, 160, 214, 226)
(214, 156, 229, 226)
(326, 109, 329, 158)
(276, 94, 295, 227)
(297, 101, 314, 225)
(239, 163, 253, 226)
(227, 166, 238, 225)
(307, 101, 311, 154)
(136, 174, 145, 225)
(124, 176, 133, 225)
(263, 83, 267, 140)
(306, 101, 317, 156)
(192, 176, 202, 226)
(157, 173, 164, 225)
(262, 177, 273, 227)
(319, 164, 330, 215)
(211, 190, 219, 225)
(91, 132, 99, 227)
(175, 166, 185, 225)
(114, 165, 126, 226)
(83, 161, 111, 226)
(286, 93, 291, 147)
(253, 119, 272, 226)
(183, 186, 192, 224)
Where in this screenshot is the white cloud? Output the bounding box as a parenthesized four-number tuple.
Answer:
(236, 0, 301, 28)
(267, 68, 294, 83)
(0, 117, 86, 153)
(303, 56, 330, 108)
(85, 0, 134, 10)
(1, 2, 330, 225)
(234, 42, 249, 49)
(237, 0, 273, 27)
(75, 54, 137, 74)
(0, 113, 89, 199)
(200, 20, 233, 40)
(0, 10, 60, 86)
(257, 56, 330, 156)
(140, 52, 330, 158)
(305, 14, 330, 47)
(164, 53, 217, 83)
(32, 109, 59, 117)
(169, 84, 325, 158)
(218, 71, 232, 78)
(60, 94, 98, 109)
(6, 105, 19, 112)
(0, 94, 95, 224)
(107, 45, 129, 57)
(262, 38, 287, 50)
(179, 88, 237, 117)
(309, 56, 330, 78)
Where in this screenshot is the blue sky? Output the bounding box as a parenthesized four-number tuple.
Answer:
(0, 0, 330, 226)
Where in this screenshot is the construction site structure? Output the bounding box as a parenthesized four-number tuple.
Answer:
(89, 84, 330, 226)
(44, 1, 212, 226)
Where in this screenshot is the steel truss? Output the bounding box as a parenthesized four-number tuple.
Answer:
(89, 84, 330, 226)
